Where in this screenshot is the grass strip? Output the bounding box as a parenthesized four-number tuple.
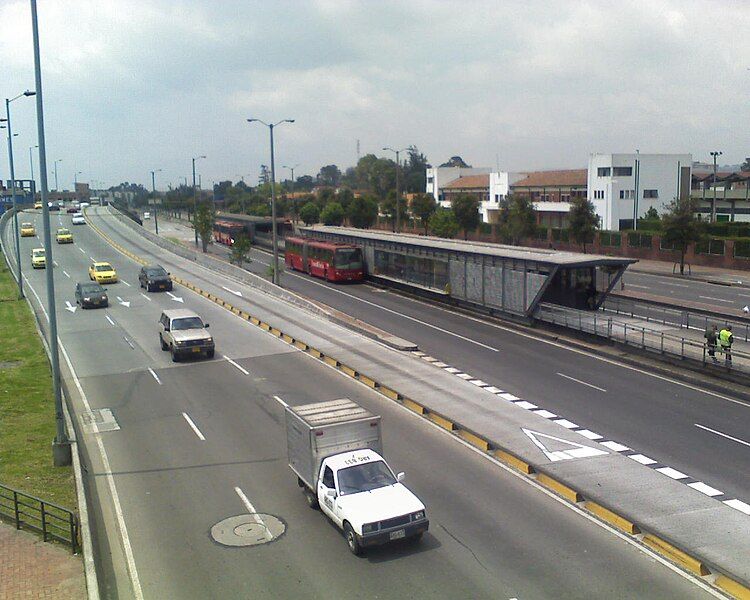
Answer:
(0, 249, 76, 509)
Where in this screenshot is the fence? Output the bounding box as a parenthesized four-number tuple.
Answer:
(0, 483, 79, 554)
(535, 303, 750, 376)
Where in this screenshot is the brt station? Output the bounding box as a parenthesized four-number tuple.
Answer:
(301, 226, 636, 319)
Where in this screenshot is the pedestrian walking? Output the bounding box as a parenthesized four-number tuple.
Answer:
(719, 325, 734, 365)
(704, 324, 719, 363)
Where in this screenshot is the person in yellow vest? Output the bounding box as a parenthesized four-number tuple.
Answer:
(719, 325, 734, 364)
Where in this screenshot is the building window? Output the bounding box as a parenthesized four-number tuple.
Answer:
(613, 167, 633, 177)
(561, 194, 570, 202)
(593, 190, 605, 199)
(427, 176, 433, 183)
(597, 167, 611, 177)
(619, 189, 635, 199)
(643, 189, 658, 198)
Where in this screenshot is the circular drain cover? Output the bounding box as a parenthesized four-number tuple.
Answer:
(211, 514, 285, 547)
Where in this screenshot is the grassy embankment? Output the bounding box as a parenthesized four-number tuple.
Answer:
(0, 249, 76, 509)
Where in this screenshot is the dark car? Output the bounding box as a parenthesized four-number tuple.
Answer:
(66, 207, 78, 214)
(49, 204, 60, 212)
(139, 264, 172, 292)
(75, 282, 108, 309)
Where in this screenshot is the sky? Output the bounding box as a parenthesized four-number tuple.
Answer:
(1, 0, 748, 190)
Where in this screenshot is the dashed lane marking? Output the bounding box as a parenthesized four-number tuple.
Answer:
(148, 368, 162, 385)
(182, 412, 205, 441)
(695, 423, 750, 449)
(556, 372, 607, 392)
(105, 315, 115, 326)
(223, 356, 249, 375)
(140, 293, 151, 301)
(698, 296, 734, 304)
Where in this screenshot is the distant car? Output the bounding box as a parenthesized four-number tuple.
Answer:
(56, 228, 73, 244)
(75, 282, 108, 309)
(30, 248, 46, 269)
(88, 261, 118, 284)
(66, 207, 78, 214)
(34, 202, 42, 210)
(143, 211, 150, 220)
(20, 222, 36, 236)
(139, 265, 172, 292)
(49, 204, 60, 212)
(57, 201, 65, 207)
(79, 202, 90, 209)
(71, 213, 86, 225)
(158, 309, 214, 362)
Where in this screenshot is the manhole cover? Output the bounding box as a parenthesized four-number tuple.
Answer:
(211, 514, 285, 547)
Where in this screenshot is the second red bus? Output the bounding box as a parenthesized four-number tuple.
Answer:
(285, 237, 364, 282)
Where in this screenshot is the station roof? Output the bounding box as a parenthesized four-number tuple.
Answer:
(215, 212, 283, 224)
(303, 226, 637, 268)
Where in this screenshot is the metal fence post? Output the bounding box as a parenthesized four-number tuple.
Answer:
(623, 324, 628, 344)
(41, 501, 47, 542)
(13, 490, 20, 529)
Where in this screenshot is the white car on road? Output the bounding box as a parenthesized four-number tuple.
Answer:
(71, 212, 86, 225)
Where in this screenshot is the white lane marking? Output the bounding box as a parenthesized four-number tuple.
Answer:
(514, 400, 538, 410)
(661, 282, 690, 288)
(20, 275, 145, 599)
(534, 409, 557, 419)
(272, 395, 289, 408)
(89, 255, 97, 261)
(234, 487, 273, 541)
(695, 423, 750, 448)
(79, 247, 86, 254)
(469, 379, 489, 387)
(554, 419, 579, 429)
(499, 393, 520, 401)
(628, 454, 657, 465)
(116, 296, 131, 308)
(64, 301, 77, 314)
(221, 285, 242, 297)
(556, 372, 607, 392)
(148, 368, 162, 385)
(456, 373, 473, 380)
(120, 279, 131, 287)
(224, 356, 249, 375)
(656, 466, 689, 480)
(62, 270, 70, 278)
(687, 482, 723, 497)
(182, 412, 205, 441)
(484, 386, 504, 394)
(140, 293, 151, 301)
(53, 260, 58, 267)
(576, 429, 603, 440)
(522, 428, 608, 462)
(600, 441, 630, 452)
(625, 284, 649, 289)
(724, 499, 750, 515)
(698, 295, 734, 304)
(444, 367, 461, 374)
(105, 315, 115, 326)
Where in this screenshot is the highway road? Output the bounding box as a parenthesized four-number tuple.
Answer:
(1, 208, 717, 599)
(146, 217, 750, 510)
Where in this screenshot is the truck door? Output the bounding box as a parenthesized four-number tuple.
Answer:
(318, 463, 338, 522)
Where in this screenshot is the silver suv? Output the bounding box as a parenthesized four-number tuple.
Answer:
(158, 309, 215, 362)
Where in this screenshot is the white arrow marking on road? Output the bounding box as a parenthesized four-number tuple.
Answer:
(64, 301, 77, 314)
(522, 428, 608, 462)
(166, 291, 184, 303)
(221, 285, 242, 297)
(116, 296, 131, 308)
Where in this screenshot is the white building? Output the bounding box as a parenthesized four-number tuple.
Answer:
(588, 153, 692, 231)
(435, 171, 526, 224)
(426, 166, 492, 207)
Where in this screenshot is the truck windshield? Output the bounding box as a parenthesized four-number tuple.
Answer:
(338, 460, 396, 495)
(334, 248, 362, 271)
(171, 317, 204, 330)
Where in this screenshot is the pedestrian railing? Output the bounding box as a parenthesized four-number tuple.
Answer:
(602, 296, 750, 343)
(0, 482, 80, 554)
(535, 303, 750, 376)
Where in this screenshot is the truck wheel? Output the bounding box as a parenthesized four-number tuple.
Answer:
(411, 532, 423, 544)
(344, 523, 362, 556)
(206, 349, 215, 359)
(171, 347, 180, 362)
(304, 489, 319, 510)
(160, 335, 168, 351)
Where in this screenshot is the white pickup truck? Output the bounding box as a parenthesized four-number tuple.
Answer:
(286, 398, 429, 555)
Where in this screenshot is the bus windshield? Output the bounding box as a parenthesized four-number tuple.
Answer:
(334, 248, 362, 271)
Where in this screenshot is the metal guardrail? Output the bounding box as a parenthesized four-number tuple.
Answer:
(0, 483, 80, 554)
(536, 303, 750, 376)
(603, 296, 750, 342)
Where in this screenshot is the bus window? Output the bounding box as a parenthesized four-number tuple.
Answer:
(334, 248, 362, 270)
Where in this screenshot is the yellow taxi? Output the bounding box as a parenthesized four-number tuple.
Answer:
(55, 227, 74, 244)
(31, 248, 46, 269)
(20, 222, 36, 237)
(34, 201, 43, 210)
(88, 261, 118, 284)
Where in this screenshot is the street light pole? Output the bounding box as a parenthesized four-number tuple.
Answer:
(383, 146, 407, 232)
(247, 118, 295, 286)
(150, 168, 162, 235)
(191, 155, 205, 246)
(53, 158, 61, 191)
(31, 0, 69, 466)
(29, 144, 38, 182)
(710, 151, 722, 223)
(283, 163, 300, 223)
(74, 170, 82, 186)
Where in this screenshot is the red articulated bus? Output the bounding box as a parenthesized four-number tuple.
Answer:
(213, 220, 246, 246)
(285, 236, 364, 282)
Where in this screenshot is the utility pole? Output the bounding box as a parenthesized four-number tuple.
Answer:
(710, 151, 722, 222)
(53, 158, 61, 191)
(191, 155, 205, 246)
(150, 169, 162, 235)
(29, 144, 38, 181)
(383, 146, 407, 232)
(283, 163, 300, 223)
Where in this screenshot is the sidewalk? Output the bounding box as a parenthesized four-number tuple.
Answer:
(0, 521, 86, 599)
(630, 258, 750, 286)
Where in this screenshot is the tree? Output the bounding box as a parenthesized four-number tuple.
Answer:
(318, 164, 342, 188)
(568, 197, 599, 253)
(451, 193, 481, 239)
(230, 233, 252, 268)
(644, 206, 659, 220)
(320, 202, 345, 226)
(429, 209, 460, 239)
(347, 195, 378, 228)
(300, 201, 320, 226)
(194, 202, 215, 253)
(258, 165, 270, 185)
(439, 156, 471, 168)
(296, 175, 314, 191)
(410, 193, 437, 233)
(381, 191, 407, 231)
(500, 194, 537, 245)
(661, 197, 705, 275)
(742, 157, 750, 172)
(337, 188, 355, 214)
(403, 146, 429, 193)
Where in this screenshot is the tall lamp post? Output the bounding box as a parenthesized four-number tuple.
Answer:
(73, 170, 82, 186)
(191, 155, 205, 246)
(150, 168, 162, 235)
(31, 0, 69, 465)
(4, 89, 37, 300)
(53, 158, 62, 191)
(29, 144, 38, 183)
(247, 118, 294, 285)
(283, 163, 300, 223)
(382, 146, 407, 232)
(710, 150, 722, 222)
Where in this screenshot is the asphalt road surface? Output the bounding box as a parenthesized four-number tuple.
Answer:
(1, 208, 718, 599)
(622, 270, 750, 310)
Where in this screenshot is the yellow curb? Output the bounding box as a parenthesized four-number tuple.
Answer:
(282, 333, 294, 344)
(310, 348, 323, 358)
(294, 340, 308, 351)
(492, 450, 534, 474)
(324, 356, 338, 368)
(379, 386, 400, 401)
(358, 374, 377, 388)
(341, 365, 357, 377)
(427, 412, 454, 432)
(457, 429, 490, 451)
(642, 534, 710, 577)
(537, 473, 582, 503)
(586, 501, 640, 535)
(270, 327, 282, 337)
(402, 398, 425, 414)
(715, 574, 750, 600)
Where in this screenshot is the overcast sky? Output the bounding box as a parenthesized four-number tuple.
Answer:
(1, 0, 748, 190)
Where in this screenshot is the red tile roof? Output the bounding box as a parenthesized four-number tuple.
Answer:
(443, 174, 490, 189)
(512, 169, 587, 188)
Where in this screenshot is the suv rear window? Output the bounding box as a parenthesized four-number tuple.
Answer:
(171, 317, 204, 330)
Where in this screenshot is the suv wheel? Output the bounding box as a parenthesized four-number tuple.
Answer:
(171, 347, 180, 362)
(206, 349, 215, 359)
(160, 335, 168, 351)
(344, 523, 362, 556)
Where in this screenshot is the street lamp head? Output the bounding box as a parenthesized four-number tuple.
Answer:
(282, 119, 295, 124)
(23, 90, 36, 97)
(247, 118, 258, 123)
